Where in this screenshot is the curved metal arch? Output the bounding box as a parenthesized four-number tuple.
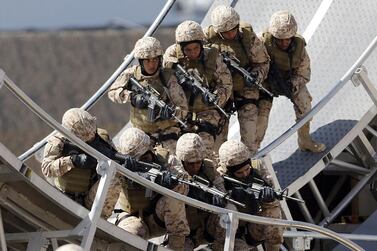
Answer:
(18, 0, 177, 162)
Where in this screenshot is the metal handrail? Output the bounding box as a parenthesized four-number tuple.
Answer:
(18, 0, 177, 162)
(1, 70, 363, 251)
(256, 35, 377, 158)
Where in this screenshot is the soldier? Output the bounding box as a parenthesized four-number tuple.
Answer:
(205, 5, 270, 155)
(108, 36, 188, 154)
(163, 20, 232, 160)
(175, 133, 227, 251)
(257, 10, 326, 152)
(41, 108, 123, 219)
(218, 140, 284, 251)
(114, 127, 190, 251)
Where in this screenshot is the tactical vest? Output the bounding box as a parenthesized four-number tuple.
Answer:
(118, 147, 170, 214)
(55, 128, 110, 193)
(262, 32, 305, 79)
(175, 46, 218, 112)
(130, 66, 177, 133)
(207, 22, 254, 92)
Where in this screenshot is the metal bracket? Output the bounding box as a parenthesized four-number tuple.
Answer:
(351, 65, 377, 106)
(223, 212, 238, 251)
(292, 236, 312, 250)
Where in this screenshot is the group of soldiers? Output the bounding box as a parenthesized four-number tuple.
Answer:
(42, 6, 327, 251)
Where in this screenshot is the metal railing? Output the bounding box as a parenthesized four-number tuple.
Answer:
(1, 69, 364, 251)
(18, 0, 177, 162)
(256, 35, 377, 158)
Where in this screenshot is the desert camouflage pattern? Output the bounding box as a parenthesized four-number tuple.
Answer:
(117, 127, 151, 158)
(85, 172, 123, 218)
(205, 17, 270, 154)
(269, 10, 298, 39)
(175, 20, 205, 43)
(218, 140, 250, 167)
(61, 108, 96, 142)
(164, 44, 232, 159)
(42, 127, 121, 219)
(176, 133, 205, 162)
(256, 34, 312, 149)
(210, 5, 240, 33)
(134, 36, 163, 59)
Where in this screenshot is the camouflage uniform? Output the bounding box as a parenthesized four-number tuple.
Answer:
(205, 5, 270, 154)
(115, 128, 190, 251)
(163, 20, 232, 160)
(41, 108, 122, 219)
(217, 140, 284, 251)
(175, 133, 226, 251)
(108, 36, 188, 154)
(257, 10, 326, 152)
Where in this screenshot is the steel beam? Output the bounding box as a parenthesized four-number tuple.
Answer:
(332, 159, 370, 175)
(294, 192, 315, 224)
(309, 180, 330, 218)
(0, 208, 8, 251)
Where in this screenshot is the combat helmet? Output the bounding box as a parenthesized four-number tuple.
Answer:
(211, 5, 240, 33)
(134, 36, 163, 59)
(269, 10, 298, 39)
(219, 140, 251, 172)
(176, 133, 204, 162)
(175, 20, 205, 43)
(62, 108, 97, 142)
(118, 127, 151, 158)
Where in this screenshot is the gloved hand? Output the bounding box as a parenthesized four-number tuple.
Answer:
(131, 93, 148, 109)
(122, 156, 139, 172)
(258, 186, 275, 203)
(245, 72, 258, 88)
(156, 171, 178, 189)
(71, 153, 97, 169)
(159, 105, 173, 120)
(202, 92, 216, 106)
(209, 194, 226, 207)
(230, 187, 249, 202)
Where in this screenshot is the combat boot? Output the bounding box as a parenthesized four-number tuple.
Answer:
(167, 235, 185, 251)
(297, 123, 326, 153)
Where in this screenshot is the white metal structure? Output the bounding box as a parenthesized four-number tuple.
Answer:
(1, 0, 377, 250)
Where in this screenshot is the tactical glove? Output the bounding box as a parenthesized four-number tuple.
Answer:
(131, 93, 148, 109)
(122, 156, 139, 172)
(156, 171, 178, 189)
(258, 186, 275, 203)
(230, 187, 249, 202)
(202, 92, 216, 106)
(71, 153, 97, 169)
(209, 194, 226, 207)
(245, 72, 258, 88)
(159, 105, 173, 120)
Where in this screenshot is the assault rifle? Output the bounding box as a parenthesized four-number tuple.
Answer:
(128, 77, 187, 128)
(223, 175, 304, 203)
(140, 165, 246, 208)
(267, 63, 294, 99)
(173, 64, 230, 119)
(63, 138, 160, 172)
(221, 52, 274, 97)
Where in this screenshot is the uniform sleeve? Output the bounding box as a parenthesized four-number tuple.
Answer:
(248, 31, 270, 83)
(291, 47, 311, 89)
(107, 67, 134, 103)
(167, 155, 190, 195)
(163, 44, 179, 68)
(166, 74, 188, 113)
(41, 136, 74, 178)
(213, 54, 233, 107)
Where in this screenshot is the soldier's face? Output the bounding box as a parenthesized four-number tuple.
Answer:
(183, 160, 202, 176)
(182, 43, 202, 60)
(220, 27, 238, 40)
(142, 57, 160, 75)
(275, 38, 292, 50)
(233, 164, 251, 179)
